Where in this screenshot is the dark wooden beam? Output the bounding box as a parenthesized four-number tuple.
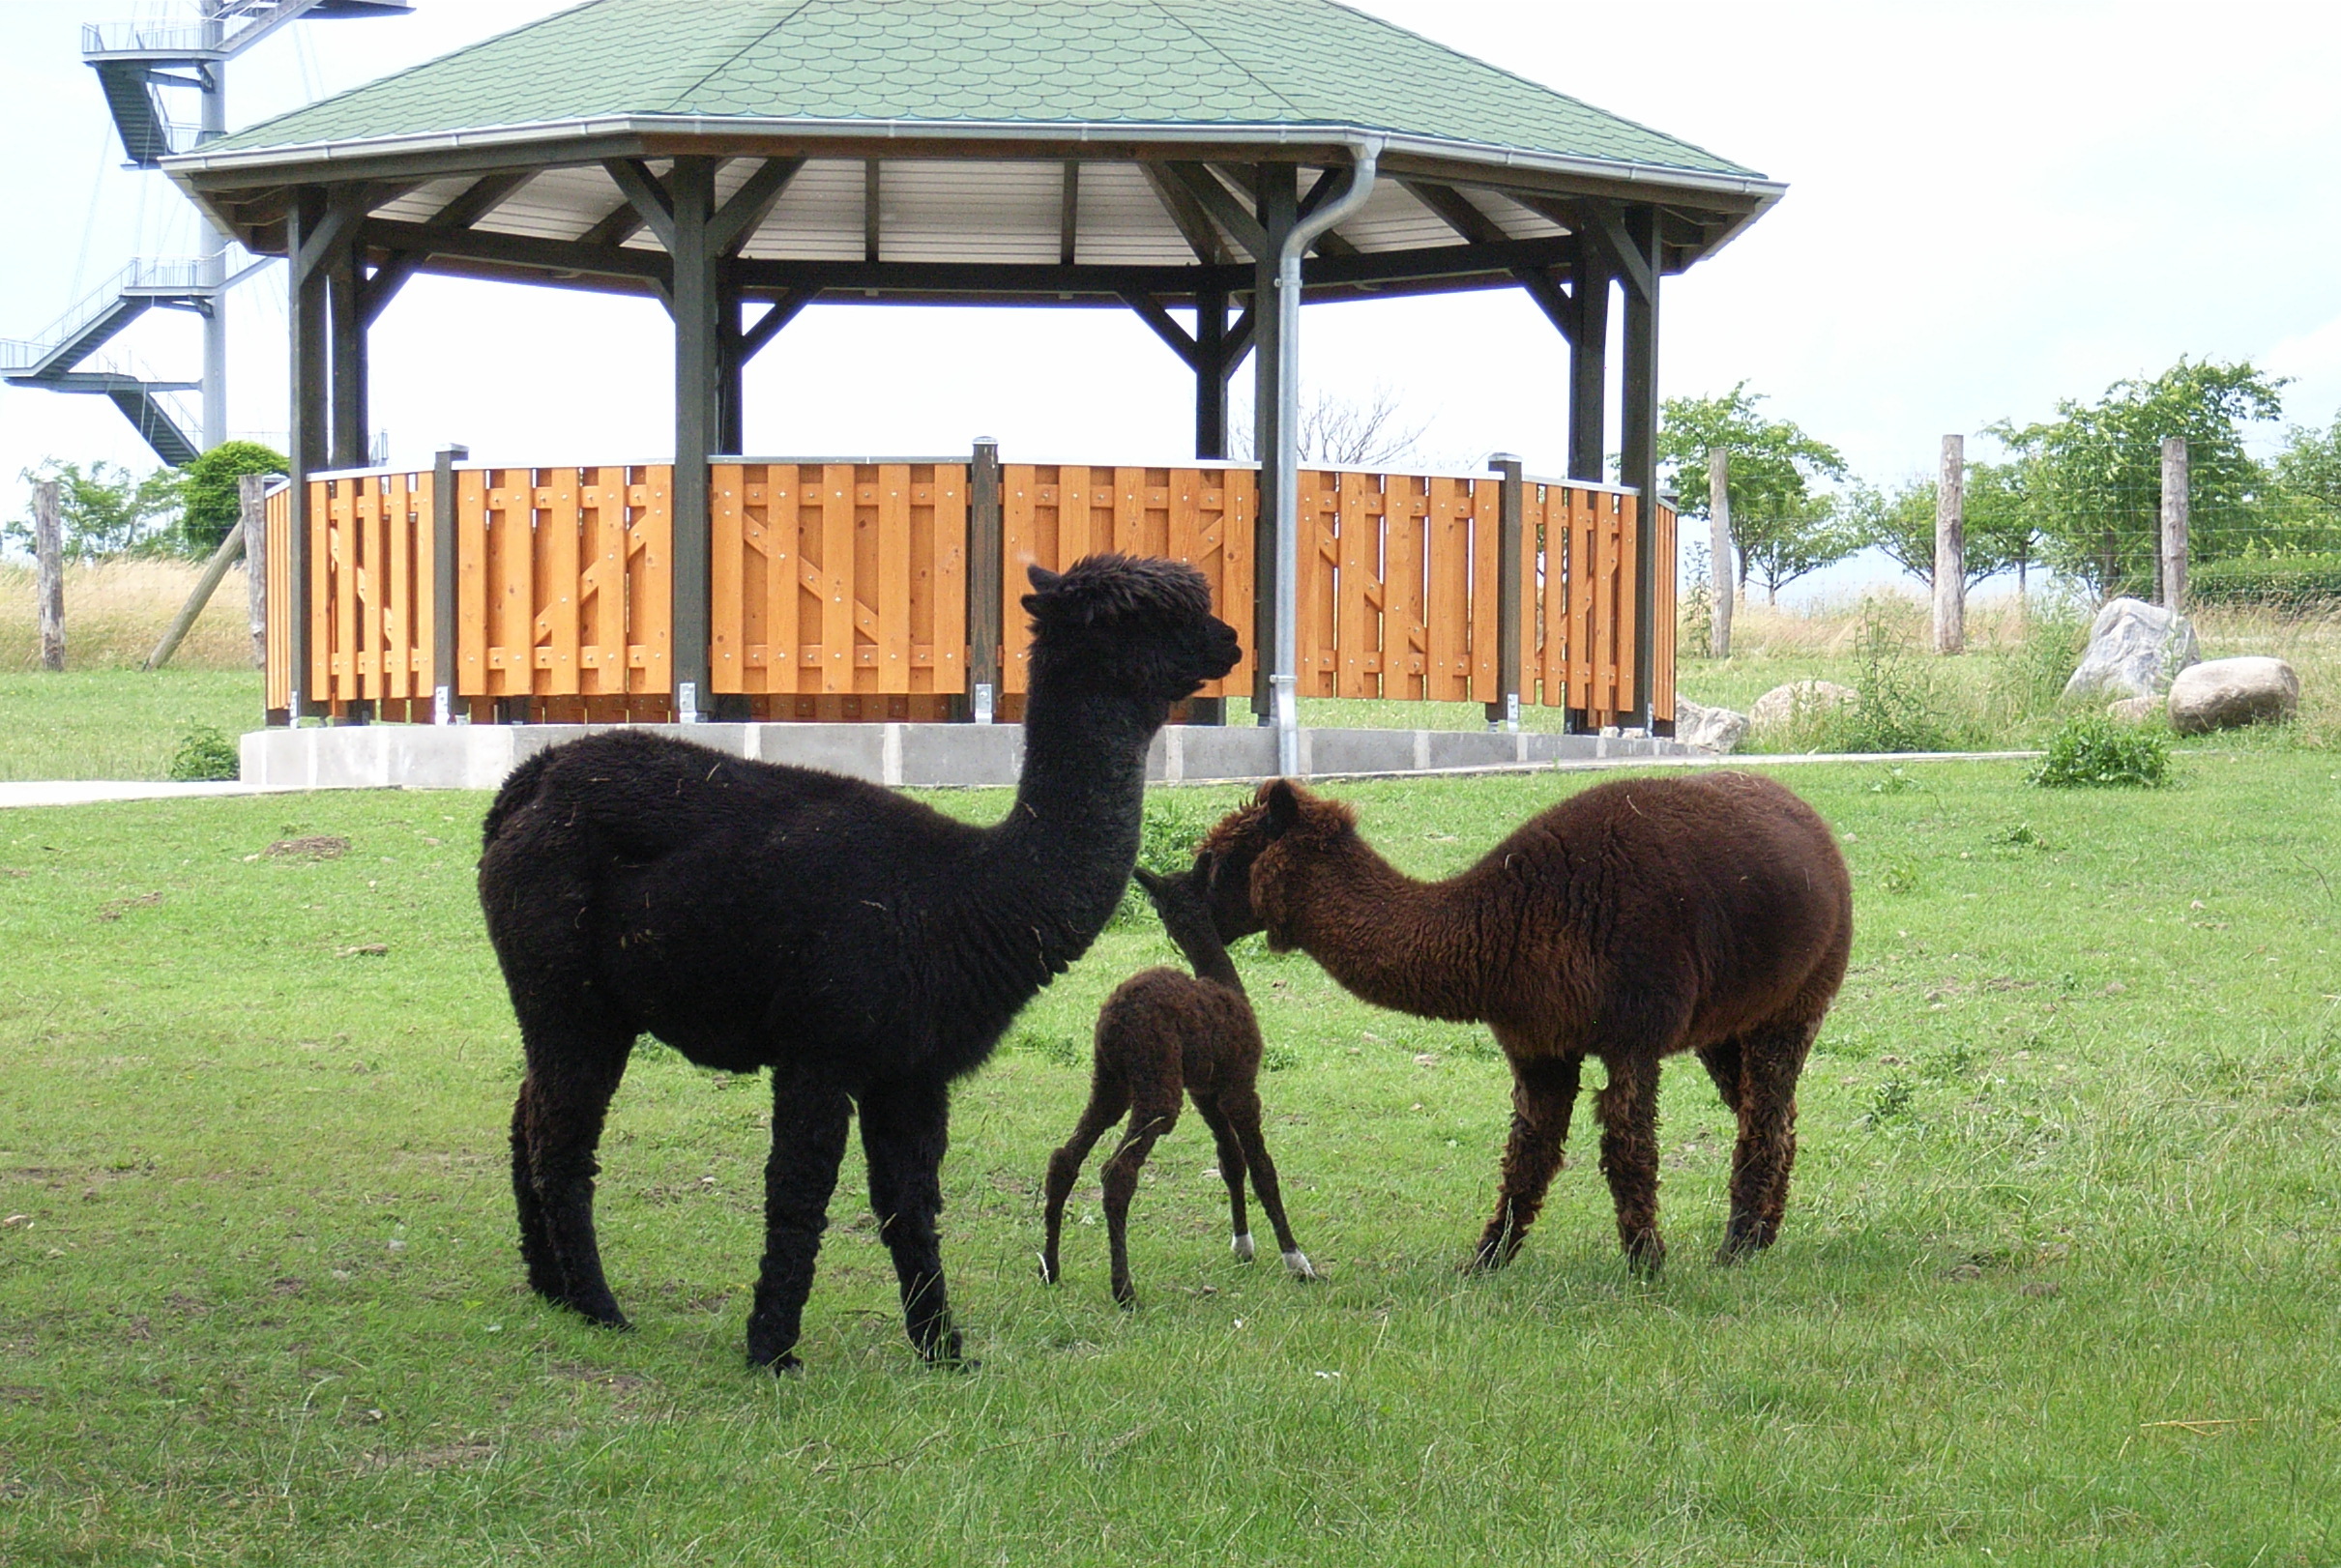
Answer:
(1251, 162, 1295, 720)
(291, 183, 370, 284)
(863, 160, 881, 264)
(363, 218, 672, 286)
(1119, 289, 1201, 371)
(285, 186, 327, 718)
(738, 289, 815, 363)
(669, 156, 717, 720)
(361, 171, 533, 326)
(1059, 161, 1079, 266)
(1168, 161, 1267, 259)
(710, 157, 803, 256)
(1568, 241, 1608, 483)
(1295, 165, 1361, 256)
(326, 196, 367, 469)
(1620, 204, 1661, 727)
(578, 200, 646, 250)
(602, 158, 677, 251)
(1194, 285, 1229, 460)
(1139, 161, 1227, 266)
(1402, 177, 1573, 337)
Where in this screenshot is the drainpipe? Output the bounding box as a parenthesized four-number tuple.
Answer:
(1272, 136, 1382, 778)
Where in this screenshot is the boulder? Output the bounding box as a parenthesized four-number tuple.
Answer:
(1750, 680, 1858, 731)
(1673, 697, 1750, 754)
(2104, 696, 2162, 725)
(2063, 596, 2198, 703)
(2167, 656, 2299, 734)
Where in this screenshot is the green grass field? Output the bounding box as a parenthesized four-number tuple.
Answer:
(3, 755, 2337, 1564)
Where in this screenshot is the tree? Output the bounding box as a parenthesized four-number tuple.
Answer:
(1658, 383, 1854, 601)
(6, 460, 184, 561)
(178, 441, 288, 553)
(1850, 458, 2041, 593)
(1992, 358, 2285, 596)
(1234, 384, 1433, 467)
(2264, 411, 2341, 555)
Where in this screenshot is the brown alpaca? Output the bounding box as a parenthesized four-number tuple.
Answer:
(1192, 773, 1852, 1274)
(1040, 865, 1316, 1307)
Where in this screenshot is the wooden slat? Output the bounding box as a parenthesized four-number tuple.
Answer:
(709, 461, 746, 691)
(1568, 488, 1596, 711)
(875, 463, 912, 688)
(577, 467, 628, 694)
(630, 466, 672, 694)
(1335, 469, 1378, 699)
(540, 469, 581, 694)
(1468, 476, 1499, 703)
(1002, 463, 1038, 696)
(266, 484, 290, 711)
(1653, 500, 1677, 724)
(923, 462, 967, 694)
(387, 474, 415, 699)
(456, 470, 487, 696)
(1592, 490, 1621, 720)
(1385, 472, 1426, 700)
(1424, 476, 1470, 703)
(819, 464, 855, 694)
(1616, 489, 1640, 715)
(328, 480, 355, 703)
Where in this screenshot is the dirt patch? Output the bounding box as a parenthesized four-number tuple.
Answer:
(96, 891, 162, 922)
(267, 835, 349, 860)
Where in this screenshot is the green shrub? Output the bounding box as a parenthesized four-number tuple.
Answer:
(2189, 551, 2341, 610)
(2029, 712, 2171, 789)
(165, 723, 239, 781)
(178, 441, 288, 554)
(1807, 597, 1960, 753)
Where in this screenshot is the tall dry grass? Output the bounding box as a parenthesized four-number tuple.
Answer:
(0, 560, 259, 672)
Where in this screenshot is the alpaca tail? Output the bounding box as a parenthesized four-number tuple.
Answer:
(481, 747, 559, 850)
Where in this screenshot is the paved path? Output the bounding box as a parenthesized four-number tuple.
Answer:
(0, 749, 2044, 809)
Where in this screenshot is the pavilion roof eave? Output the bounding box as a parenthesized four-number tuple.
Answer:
(161, 112, 1786, 217)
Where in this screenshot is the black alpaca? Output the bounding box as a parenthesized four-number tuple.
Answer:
(478, 555, 1240, 1371)
(1039, 865, 1315, 1308)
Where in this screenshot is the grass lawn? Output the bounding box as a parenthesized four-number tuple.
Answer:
(2, 754, 2337, 1563)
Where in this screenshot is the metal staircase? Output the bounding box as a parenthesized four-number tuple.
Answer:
(82, 1, 414, 168)
(2, 2, 413, 465)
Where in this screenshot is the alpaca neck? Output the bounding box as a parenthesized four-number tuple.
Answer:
(987, 674, 1163, 967)
(1283, 842, 1489, 1022)
(1164, 918, 1244, 995)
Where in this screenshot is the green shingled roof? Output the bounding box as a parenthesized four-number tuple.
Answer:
(206, 0, 1756, 179)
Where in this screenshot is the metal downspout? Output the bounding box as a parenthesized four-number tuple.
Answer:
(1272, 136, 1382, 778)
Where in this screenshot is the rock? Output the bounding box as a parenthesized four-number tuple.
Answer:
(1750, 680, 1858, 730)
(2167, 656, 2299, 734)
(2063, 597, 2197, 703)
(2104, 696, 2162, 725)
(1672, 697, 1750, 753)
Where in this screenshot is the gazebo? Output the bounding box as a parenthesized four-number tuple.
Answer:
(166, 0, 1781, 766)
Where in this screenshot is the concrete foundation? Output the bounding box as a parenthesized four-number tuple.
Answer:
(241, 720, 1686, 793)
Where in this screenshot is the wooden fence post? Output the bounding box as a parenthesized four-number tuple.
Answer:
(1934, 434, 1965, 655)
(1708, 446, 1733, 659)
(1487, 453, 1523, 730)
(967, 437, 1002, 723)
(432, 445, 467, 723)
(2161, 436, 2188, 612)
(34, 479, 64, 672)
(144, 522, 246, 671)
(241, 475, 267, 671)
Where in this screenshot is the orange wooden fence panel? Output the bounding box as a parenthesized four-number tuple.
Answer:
(269, 458, 1674, 731)
(709, 462, 966, 697)
(265, 482, 291, 711)
(457, 464, 670, 702)
(1000, 463, 1253, 699)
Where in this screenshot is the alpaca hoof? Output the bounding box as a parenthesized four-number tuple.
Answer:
(1461, 1243, 1511, 1275)
(566, 1297, 630, 1330)
(1624, 1241, 1667, 1278)
(1231, 1232, 1255, 1263)
(1282, 1249, 1319, 1282)
(754, 1350, 805, 1376)
(1112, 1284, 1139, 1311)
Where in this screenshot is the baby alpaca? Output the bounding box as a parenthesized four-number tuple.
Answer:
(1040, 865, 1315, 1307)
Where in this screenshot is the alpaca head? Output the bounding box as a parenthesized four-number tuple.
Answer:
(1193, 778, 1360, 951)
(1021, 555, 1241, 711)
(1132, 863, 1223, 964)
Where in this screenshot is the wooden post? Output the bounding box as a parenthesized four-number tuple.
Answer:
(144, 524, 246, 671)
(1708, 446, 1733, 659)
(1619, 207, 1661, 730)
(1934, 434, 1965, 655)
(241, 474, 266, 671)
(286, 187, 328, 720)
(34, 480, 63, 672)
(1194, 285, 1230, 461)
(967, 437, 1003, 723)
(327, 187, 369, 471)
(1249, 163, 1296, 723)
(1568, 244, 1610, 483)
(669, 157, 718, 724)
(2161, 435, 2189, 612)
(432, 445, 467, 723)
(1487, 454, 1523, 729)
(717, 270, 745, 454)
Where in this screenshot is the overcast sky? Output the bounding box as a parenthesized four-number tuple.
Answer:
(6, 0, 2340, 599)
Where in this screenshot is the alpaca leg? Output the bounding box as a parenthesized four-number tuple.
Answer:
(1040, 1080, 1129, 1286)
(514, 1021, 635, 1325)
(1718, 1019, 1819, 1262)
(1468, 1052, 1583, 1272)
(746, 1065, 855, 1372)
(1697, 1039, 1744, 1113)
(1594, 1055, 1666, 1274)
(1190, 1096, 1253, 1262)
(860, 1075, 970, 1366)
(510, 1093, 561, 1299)
(1099, 1100, 1178, 1309)
(1221, 1089, 1314, 1281)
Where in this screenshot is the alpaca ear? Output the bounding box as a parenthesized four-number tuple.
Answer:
(1263, 778, 1304, 838)
(1025, 564, 1062, 593)
(1132, 865, 1165, 896)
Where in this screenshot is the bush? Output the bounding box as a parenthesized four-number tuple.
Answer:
(1806, 597, 1960, 753)
(166, 723, 240, 782)
(178, 442, 288, 554)
(2029, 712, 2170, 789)
(2188, 552, 2341, 610)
